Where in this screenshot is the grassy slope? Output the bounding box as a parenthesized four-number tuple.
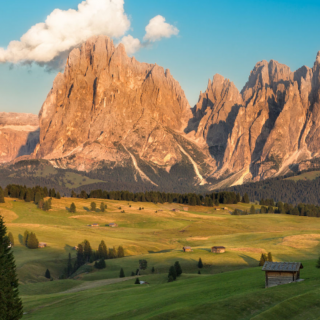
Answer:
(285, 171, 320, 181)
(1, 198, 320, 319)
(21, 261, 320, 320)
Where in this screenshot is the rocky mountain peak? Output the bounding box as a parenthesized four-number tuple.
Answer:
(37, 35, 206, 180)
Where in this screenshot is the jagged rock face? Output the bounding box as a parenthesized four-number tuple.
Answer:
(37, 35, 212, 187)
(0, 113, 39, 163)
(192, 52, 320, 186)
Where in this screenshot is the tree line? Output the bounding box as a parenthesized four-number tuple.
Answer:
(63, 239, 125, 278)
(3, 183, 320, 218)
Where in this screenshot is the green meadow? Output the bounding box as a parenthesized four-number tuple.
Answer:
(1, 197, 320, 319)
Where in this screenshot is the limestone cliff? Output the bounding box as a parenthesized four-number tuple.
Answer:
(191, 52, 320, 187)
(36, 35, 213, 187)
(0, 112, 39, 164)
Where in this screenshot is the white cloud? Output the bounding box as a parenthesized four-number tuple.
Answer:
(143, 15, 179, 43)
(0, 1, 179, 68)
(0, 0, 130, 66)
(120, 35, 141, 56)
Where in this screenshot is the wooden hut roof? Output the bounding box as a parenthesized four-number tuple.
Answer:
(262, 262, 303, 272)
(183, 246, 192, 249)
(212, 246, 225, 249)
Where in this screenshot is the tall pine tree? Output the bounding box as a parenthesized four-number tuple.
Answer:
(98, 240, 108, 259)
(0, 215, 23, 319)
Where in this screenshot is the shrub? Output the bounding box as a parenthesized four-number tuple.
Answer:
(45, 269, 51, 279)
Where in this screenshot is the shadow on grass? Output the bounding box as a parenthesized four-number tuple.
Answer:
(18, 234, 24, 245)
(65, 207, 70, 211)
(239, 254, 258, 266)
(148, 249, 173, 254)
(64, 244, 74, 252)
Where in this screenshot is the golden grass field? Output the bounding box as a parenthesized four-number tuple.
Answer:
(1, 197, 320, 319)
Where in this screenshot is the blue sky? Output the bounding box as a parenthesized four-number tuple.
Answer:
(1, 0, 320, 114)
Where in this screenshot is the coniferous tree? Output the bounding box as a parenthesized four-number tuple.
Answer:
(259, 253, 267, 266)
(242, 193, 250, 203)
(27, 232, 39, 249)
(100, 202, 106, 212)
(45, 269, 51, 279)
(23, 230, 29, 247)
(56, 192, 61, 199)
(38, 199, 44, 209)
(67, 253, 73, 277)
(8, 232, 14, 246)
(135, 277, 140, 284)
(260, 206, 267, 214)
(168, 266, 177, 281)
(90, 202, 96, 211)
(198, 270, 201, 274)
(197, 258, 203, 269)
(236, 193, 241, 203)
(316, 254, 320, 268)
(267, 252, 273, 262)
(117, 245, 125, 258)
(174, 261, 182, 276)
(119, 268, 125, 278)
(4, 187, 8, 197)
(267, 206, 274, 213)
(250, 205, 256, 215)
(0, 215, 23, 319)
(69, 203, 76, 213)
(94, 259, 106, 269)
(75, 244, 85, 269)
(34, 192, 42, 205)
(98, 240, 108, 259)
(151, 267, 155, 274)
(0, 187, 5, 203)
(51, 188, 56, 198)
(25, 190, 32, 202)
(83, 240, 92, 262)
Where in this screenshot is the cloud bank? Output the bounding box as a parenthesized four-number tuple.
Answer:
(0, 0, 179, 69)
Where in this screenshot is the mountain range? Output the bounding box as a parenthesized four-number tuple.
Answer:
(2, 35, 320, 192)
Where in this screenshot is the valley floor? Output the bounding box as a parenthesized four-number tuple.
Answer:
(1, 197, 320, 319)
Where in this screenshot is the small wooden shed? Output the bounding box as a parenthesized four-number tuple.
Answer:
(211, 246, 225, 253)
(38, 242, 47, 248)
(109, 223, 118, 228)
(91, 223, 99, 227)
(262, 262, 303, 288)
(183, 246, 192, 252)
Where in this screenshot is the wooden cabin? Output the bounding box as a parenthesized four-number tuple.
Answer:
(262, 262, 303, 288)
(38, 242, 47, 248)
(91, 223, 99, 227)
(109, 223, 118, 228)
(183, 207, 189, 211)
(211, 246, 226, 253)
(183, 246, 192, 252)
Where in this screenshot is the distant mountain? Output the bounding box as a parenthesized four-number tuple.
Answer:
(188, 52, 320, 188)
(2, 36, 320, 192)
(0, 112, 39, 163)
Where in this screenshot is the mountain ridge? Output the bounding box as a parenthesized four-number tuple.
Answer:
(2, 36, 320, 192)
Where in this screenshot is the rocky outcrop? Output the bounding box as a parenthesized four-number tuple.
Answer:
(36, 35, 214, 187)
(191, 52, 320, 187)
(0, 112, 39, 163)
